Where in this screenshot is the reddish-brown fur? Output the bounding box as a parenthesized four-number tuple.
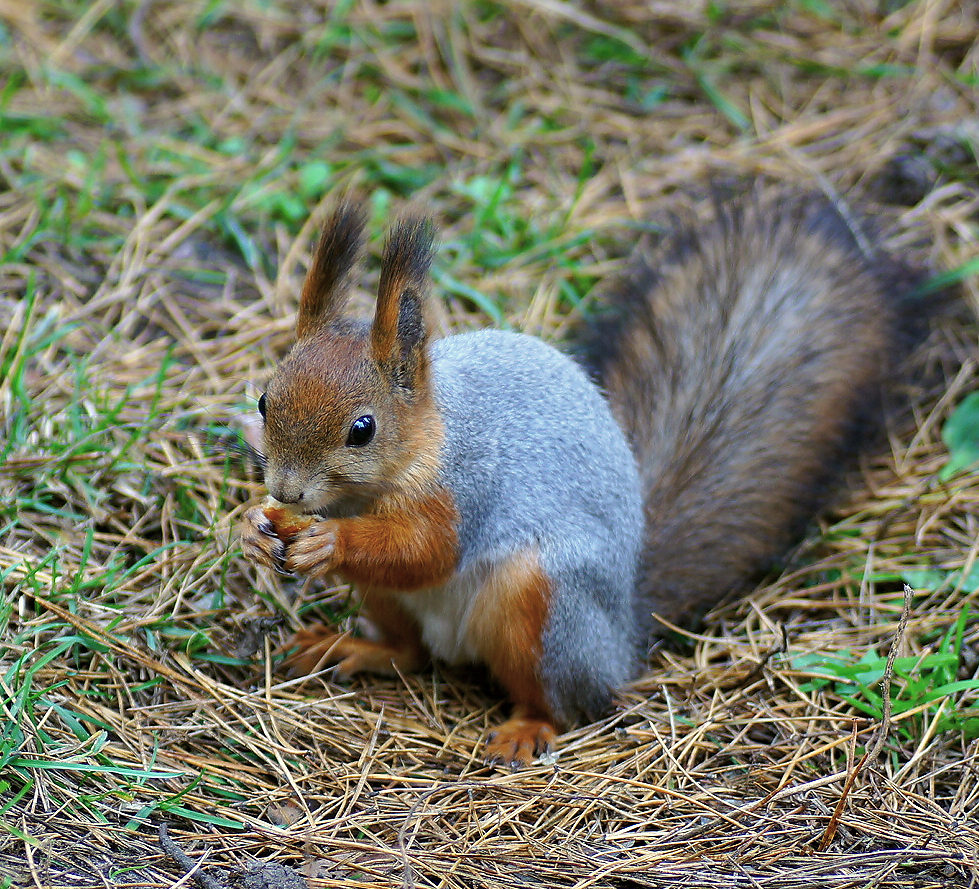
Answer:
(467, 548, 557, 764)
(286, 591, 426, 678)
(286, 489, 460, 590)
(467, 549, 552, 715)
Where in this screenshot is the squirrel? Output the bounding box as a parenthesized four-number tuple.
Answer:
(239, 189, 923, 767)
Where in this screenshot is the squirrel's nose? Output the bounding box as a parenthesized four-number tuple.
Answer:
(267, 472, 305, 505)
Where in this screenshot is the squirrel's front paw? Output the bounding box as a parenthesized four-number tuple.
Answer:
(239, 506, 288, 574)
(285, 520, 340, 577)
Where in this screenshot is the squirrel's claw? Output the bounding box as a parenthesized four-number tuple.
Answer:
(240, 505, 288, 573)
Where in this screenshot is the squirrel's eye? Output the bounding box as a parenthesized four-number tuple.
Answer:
(257, 393, 267, 419)
(346, 415, 376, 447)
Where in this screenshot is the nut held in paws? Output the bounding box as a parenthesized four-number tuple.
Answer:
(261, 496, 316, 543)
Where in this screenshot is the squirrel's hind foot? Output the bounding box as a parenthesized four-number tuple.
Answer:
(280, 624, 425, 678)
(485, 708, 557, 769)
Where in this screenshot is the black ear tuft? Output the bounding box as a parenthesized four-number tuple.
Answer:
(296, 201, 367, 339)
(378, 216, 436, 305)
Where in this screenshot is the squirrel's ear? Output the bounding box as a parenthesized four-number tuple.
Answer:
(296, 202, 367, 340)
(371, 216, 435, 385)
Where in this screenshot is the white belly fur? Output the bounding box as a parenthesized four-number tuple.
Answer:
(395, 564, 489, 665)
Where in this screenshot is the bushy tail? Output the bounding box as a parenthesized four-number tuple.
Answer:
(580, 189, 927, 637)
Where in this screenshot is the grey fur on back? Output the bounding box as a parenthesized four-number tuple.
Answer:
(431, 330, 644, 723)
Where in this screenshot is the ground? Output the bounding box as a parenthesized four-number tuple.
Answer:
(2, 1, 979, 887)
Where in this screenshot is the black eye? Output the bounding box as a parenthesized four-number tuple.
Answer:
(257, 392, 267, 419)
(346, 415, 375, 447)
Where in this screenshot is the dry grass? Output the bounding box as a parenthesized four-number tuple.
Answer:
(2, 1, 979, 887)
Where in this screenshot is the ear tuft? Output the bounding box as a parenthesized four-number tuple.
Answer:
(372, 216, 436, 376)
(378, 216, 436, 309)
(296, 201, 367, 340)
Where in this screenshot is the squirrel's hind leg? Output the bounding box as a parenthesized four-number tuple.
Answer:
(465, 548, 560, 767)
(283, 591, 427, 678)
(483, 544, 636, 766)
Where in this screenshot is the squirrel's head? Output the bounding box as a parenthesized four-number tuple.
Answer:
(256, 203, 440, 516)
